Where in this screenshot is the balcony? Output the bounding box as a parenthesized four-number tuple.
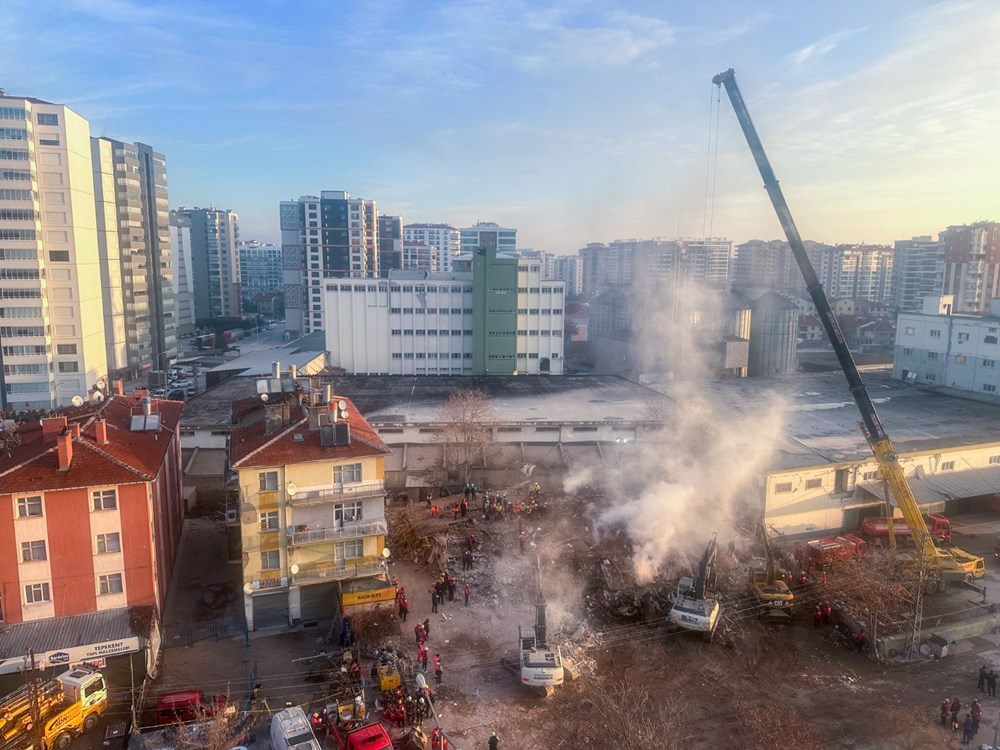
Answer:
(288, 480, 386, 507)
(290, 519, 387, 547)
(291, 557, 385, 584)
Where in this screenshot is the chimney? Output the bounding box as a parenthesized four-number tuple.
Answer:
(95, 419, 109, 445)
(57, 431, 73, 471)
(42, 416, 68, 439)
(113, 379, 124, 396)
(289, 364, 297, 380)
(69, 423, 81, 438)
(272, 361, 281, 379)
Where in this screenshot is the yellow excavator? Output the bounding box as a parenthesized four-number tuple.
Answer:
(713, 69, 985, 594)
(749, 521, 794, 622)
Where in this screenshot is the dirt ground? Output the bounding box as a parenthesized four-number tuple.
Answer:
(76, 487, 1000, 750)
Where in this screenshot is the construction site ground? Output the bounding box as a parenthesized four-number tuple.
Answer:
(76, 494, 1000, 750)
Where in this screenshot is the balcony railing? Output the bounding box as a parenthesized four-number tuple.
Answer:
(292, 557, 385, 584)
(289, 519, 387, 547)
(288, 480, 386, 507)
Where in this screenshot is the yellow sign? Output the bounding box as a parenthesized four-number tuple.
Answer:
(342, 587, 397, 607)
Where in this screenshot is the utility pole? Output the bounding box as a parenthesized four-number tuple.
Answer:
(905, 545, 926, 659)
(27, 649, 42, 748)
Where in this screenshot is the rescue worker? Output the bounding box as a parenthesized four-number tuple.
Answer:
(423, 617, 431, 638)
(431, 589, 440, 613)
(448, 576, 457, 602)
(463, 549, 473, 570)
(971, 698, 982, 734)
(464, 583, 471, 606)
(989, 669, 998, 697)
(813, 606, 822, 628)
(461, 498, 468, 517)
(519, 531, 527, 555)
(854, 628, 867, 653)
(488, 731, 500, 750)
(434, 654, 443, 684)
(421, 646, 429, 672)
(950, 698, 962, 727)
(310, 711, 325, 740)
(453, 503, 460, 520)
(979, 663, 989, 692)
(431, 728, 443, 750)
(941, 697, 952, 726)
(963, 713, 974, 745)
(823, 601, 833, 625)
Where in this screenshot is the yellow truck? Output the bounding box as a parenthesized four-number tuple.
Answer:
(0, 667, 107, 750)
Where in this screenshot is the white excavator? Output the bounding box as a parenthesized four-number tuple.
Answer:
(668, 532, 722, 641)
(518, 557, 565, 689)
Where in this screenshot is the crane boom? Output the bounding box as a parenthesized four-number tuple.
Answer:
(712, 69, 975, 578)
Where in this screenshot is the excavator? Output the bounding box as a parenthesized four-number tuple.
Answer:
(518, 557, 564, 689)
(749, 521, 795, 622)
(668, 532, 722, 640)
(713, 69, 985, 594)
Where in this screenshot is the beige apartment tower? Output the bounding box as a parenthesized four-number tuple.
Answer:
(0, 96, 107, 410)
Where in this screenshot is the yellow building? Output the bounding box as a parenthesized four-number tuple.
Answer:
(231, 395, 392, 630)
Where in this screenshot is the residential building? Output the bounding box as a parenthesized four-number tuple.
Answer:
(0, 394, 184, 627)
(893, 294, 1000, 393)
(230, 392, 392, 630)
(460, 221, 516, 257)
(0, 96, 108, 411)
(403, 223, 460, 274)
(281, 191, 379, 336)
(168, 214, 195, 336)
(579, 238, 731, 297)
(324, 249, 565, 376)
(238, 241, 283, 301)
(92, 138, 176, 375)
(170, 207, 241, 321)
(401, 240, 436, 272)
(377, 215, 402, 277)
(890, 236, 943, 312)
(553, 254, 583, 297)
(812, 244, 893, 303)
(941, 222, 1000, 315)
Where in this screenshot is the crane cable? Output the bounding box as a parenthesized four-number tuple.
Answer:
(702, 82, 723, 241)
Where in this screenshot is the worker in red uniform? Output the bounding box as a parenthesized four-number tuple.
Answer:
(813, 606, 822, 628)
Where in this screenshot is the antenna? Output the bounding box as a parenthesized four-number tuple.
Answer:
(95, 380, 107, 391)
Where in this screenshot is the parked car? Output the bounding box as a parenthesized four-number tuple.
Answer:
(166, 389, 187, 401)
(155, 689, 229, 726)
(171, 379, 193, 389)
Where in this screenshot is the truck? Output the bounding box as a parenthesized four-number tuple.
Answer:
(713, 68, 985, 595)
(518, 557, 565, 689)
(330, 721, 392, 750)
(802, 534, 868, 568)
(668, 532, 722, 641)
(861, 514, 951, 544)
(154, 689, 230, 726)
(0, 667, 107, 750)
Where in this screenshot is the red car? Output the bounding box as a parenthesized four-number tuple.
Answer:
(155, 689, 229, 726)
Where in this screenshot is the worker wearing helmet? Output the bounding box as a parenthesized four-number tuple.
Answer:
(488, 731, 500, 750)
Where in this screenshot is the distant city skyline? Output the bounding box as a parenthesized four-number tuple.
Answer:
(4, 0, 998, 252)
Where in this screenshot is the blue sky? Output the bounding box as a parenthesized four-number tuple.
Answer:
(4, 0, 998, 252)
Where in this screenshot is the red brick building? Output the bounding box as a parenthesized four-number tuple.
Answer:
(0, 396, 184, 627)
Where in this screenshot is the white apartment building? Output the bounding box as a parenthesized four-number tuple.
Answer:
(403, 223, 460, 273)
(893, 295, 1000, 394)
(168, 216, 195, 335)
(891, 236, 943, 312)
(0, 97, 107, 410)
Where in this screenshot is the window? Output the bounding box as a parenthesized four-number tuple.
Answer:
(39, 137, 59, 146)
(258, 471, 278, 492)
(955, 355, 966, 364)
(929, 329, 942, 339)
(958, 332, 970, 343)
(984, 359, 996, 368)
(259, 511, 279, 532)
(904, 326, 915, 335)
(25, 583, 50, 604)
(862, 470, 879, 481)
(36, 113, 59, 125)
(392, 352, 402, 359)
(390, 308, 401, 314)
(989, 455, 1000, 465)
(20, 540, 46, 562)
(334, 463, 362, 484)
(17, 495, 42, 517)
(335, 501, 363, 524)
(927, 352, 938, 360)
(984, 384, 998, 394)
(98, 573, 123, 595)
(986, 336, 998, 345)
(775, 482, 792, 493)
(261, 550, 280, 570)
(57, 361, 79, 372)
(49, 251, 69, 262)
(941, 461, 955, 471)
(336, 539, 364, 559)
(804, 478, 822, 489)
(924, 373, 937, 382)
(92, 489, 117, 510)
(96, 532, 121, 554)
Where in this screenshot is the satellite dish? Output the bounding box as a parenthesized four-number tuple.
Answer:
(290, 563, 300, 575)
(243, 582, 253, 595)
(95, 380, 107, 390)
(241, 509, 257, 525)
(340, 409, 349, 421)
(381, 548, 392, 559)
(71, 395, 84, 407)
(91, 392, 105, 404)
(338, 400, 347, 411)
(260, 393, 269, 402)
(286, 482, 297, 496)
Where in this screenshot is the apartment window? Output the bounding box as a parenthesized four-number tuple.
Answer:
(955, 355, 966, 364)
(261, 550, 280, 570)
(336, 539, 364, 559)
(989, 455, 1000, 465)
(391, 329, 401, 335)
(958, 332, 970, 343)
(775, 482, 792, 493)
(48, 251, 70, 262)
(334, 463, 362, 484)
(518, 287, 527, 294)
(403, 330, 413, 336)
(335, 501, 363, 524)
(98, 573, 124, 595)
(862, 470, 879, 481)
(259, 511, 279, 532)
(984, 384, 998, 394)
(804, 478, 822, 489)
(57, 361, 79, 373)
(924, 373, 936, 382)
(96, 532, 121, 554)
(39, 137, 59, 146)
(25, 583, 50, 604)
(986, 336, 999, 345)
(463, 352, 472, 359)
(941, 461, 955, 471)
(17, 495, 42, 517)
(984, 359, 996, 368)
(392, 353, 402, 359)
(904, 326, 915, 335)
(403, 352, 414, 359)
(20, 540, 46, 562)
(927, 352, 938, 360)
(92, 489, 117, 510)
(36, 113, 59, 125)
(0, 128, 28, 140)
(258, 471, 278, 492)
(929, 329, 941, 339)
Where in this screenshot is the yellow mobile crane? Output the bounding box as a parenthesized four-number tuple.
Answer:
(713, 69, 984, 594)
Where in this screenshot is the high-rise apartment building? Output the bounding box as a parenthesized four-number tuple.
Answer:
(553, 254, 583, 297)
(280, 191, 378, 335)
(403, 223, 460, 273)
(579, 238, 731, 297)
(460, 221, 516, 257)
(890, 236, 944, 312)
(168, 217, 195, 337)
(812, 244, 893, 303)
(91, 138, 175, 375)
(941, 222, 1000, 315)
(0, 96, 107, 410)
(401, 240, 436, 272)
(238, 241, 283, 300)
(377, 214, 402, 277)
(170, 207, 241, 321)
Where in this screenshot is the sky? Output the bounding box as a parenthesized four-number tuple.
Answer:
(3, 0, 998, 252)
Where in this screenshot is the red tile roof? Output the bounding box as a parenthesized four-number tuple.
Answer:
(230, 396, 390, 469)
(0, 396, 182, 494)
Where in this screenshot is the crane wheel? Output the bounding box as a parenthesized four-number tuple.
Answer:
(965, 574, 974, 585)
(925, 580, 938, 596)
(937, 580, 948, 593)
(55, 733, 73, 750)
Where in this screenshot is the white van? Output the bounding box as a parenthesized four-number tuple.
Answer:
(269, 706, 321, 750)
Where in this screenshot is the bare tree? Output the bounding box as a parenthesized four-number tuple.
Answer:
(565, 676, 685, 750)
(0, 423, 21, 458)
(818, 546, 912, 633)
(439, 388, 496, 483)
(733, 695, 824, 749)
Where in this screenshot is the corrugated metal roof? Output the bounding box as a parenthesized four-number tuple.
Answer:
(0, 608, 147, 660)
(859, 465, 1000, 506)
(858, 477, 945, 507)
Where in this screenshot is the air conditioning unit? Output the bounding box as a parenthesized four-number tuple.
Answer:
(225, 508, 239, 525)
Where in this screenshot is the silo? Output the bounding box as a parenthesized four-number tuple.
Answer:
(747, 291, 798, 377)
